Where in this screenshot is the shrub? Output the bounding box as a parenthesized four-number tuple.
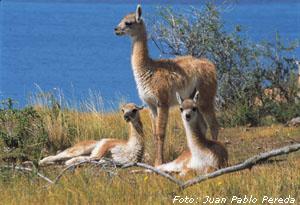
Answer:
(0, 99, 48, 164)
(150, 3, 299, 126)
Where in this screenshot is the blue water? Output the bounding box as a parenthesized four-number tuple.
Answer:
(1, 1, 300, 109)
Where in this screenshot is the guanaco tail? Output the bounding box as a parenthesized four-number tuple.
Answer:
(39, 103, 145, 166)
(115, 5, 219, 166)
(156, 91, 228, 176)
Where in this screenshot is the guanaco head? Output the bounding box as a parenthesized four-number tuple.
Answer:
(114, 4, 144, 37)
(176, 90, 200, 123)
(121, 103, 144, 123)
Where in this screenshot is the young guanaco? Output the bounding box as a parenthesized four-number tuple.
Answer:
(156, 91, 228, 176)
(39, 103, 145, 166)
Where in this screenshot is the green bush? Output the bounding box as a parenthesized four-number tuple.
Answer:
(220, 102, 261, 127)
(0, 99, 48, 164)
(151, 4, 299, 126)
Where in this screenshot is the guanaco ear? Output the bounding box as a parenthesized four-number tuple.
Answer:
(189, 88, 197, 99)
(193, 90, 200, 103)
(176, 92, 183, 105)
(135, 4, 142, 23)
(136, 105, 144, 110)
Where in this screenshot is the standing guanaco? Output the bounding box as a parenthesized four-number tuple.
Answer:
(39, 103, 145, 166)
(115, 5, 219, 166)
(156, 91, 228, 176)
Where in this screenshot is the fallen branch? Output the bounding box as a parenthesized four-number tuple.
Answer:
(181, 143, 300, 189)
(122, 162, 184, 186)
(1, 165, 54, 184)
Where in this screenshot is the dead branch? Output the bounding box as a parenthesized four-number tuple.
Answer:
(122, 162, 184, 186)
(1, 165, 54, 184)
(181, 143, 300, 189)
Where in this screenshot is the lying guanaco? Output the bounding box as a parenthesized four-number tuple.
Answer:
(39, 103, 145, 166)
(156, 91, 228, 176)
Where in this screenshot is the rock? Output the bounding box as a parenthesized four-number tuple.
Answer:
(286, 117, 300, 127)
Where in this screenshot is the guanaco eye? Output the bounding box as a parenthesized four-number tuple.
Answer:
(192, 107, 197, 112)
(179, 107, 183, 112)
(121, 109, 124, 113)
(132, 109, 137, 113)
(125, 22, 133, 26)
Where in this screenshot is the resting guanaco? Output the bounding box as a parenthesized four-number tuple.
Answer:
(156, 91, 228, 176)
(115, 5, 219, 166)
(39, 103, 145, 166)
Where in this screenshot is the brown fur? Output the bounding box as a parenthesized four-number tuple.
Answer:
(115, 5, 219, 166)
(174, 150, 191, 163)
(90, 139, 127, 159)
(67, 140, 97, 154)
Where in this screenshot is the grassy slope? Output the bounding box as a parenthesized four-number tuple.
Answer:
(0, 108, 299, 205)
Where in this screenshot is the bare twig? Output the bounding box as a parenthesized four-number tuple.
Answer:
(122, 162, 184, 186)
(181, 143, 300, 189)
(1, 165, 54, 184)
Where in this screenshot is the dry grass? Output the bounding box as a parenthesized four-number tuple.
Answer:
(0, 107, 299, 205)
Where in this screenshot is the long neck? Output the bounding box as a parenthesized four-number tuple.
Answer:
(128, 119, 144, 145)
(131, 22, 151, 76)
(183, 118, 209, 154)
